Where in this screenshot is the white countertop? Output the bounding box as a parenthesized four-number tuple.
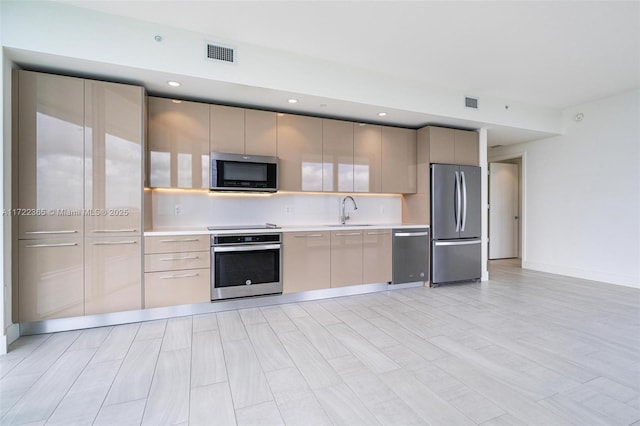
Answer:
(144, 223, 429, 236)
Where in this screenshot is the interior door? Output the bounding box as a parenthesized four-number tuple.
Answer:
(489, 162, 519, 259)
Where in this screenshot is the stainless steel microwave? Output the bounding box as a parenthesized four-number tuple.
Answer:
(210, 152, 278, 192)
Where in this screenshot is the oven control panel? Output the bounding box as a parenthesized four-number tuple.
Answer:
(212, 233, 282, 245)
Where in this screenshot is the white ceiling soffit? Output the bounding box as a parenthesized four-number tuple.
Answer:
(56, 0, 640, 110)
(8, 1, 638, 146)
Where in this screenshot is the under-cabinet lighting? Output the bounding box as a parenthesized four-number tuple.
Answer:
(287, 99, 298, 104)
(377, 112, 387, 117)
(167, 81, 181, 87)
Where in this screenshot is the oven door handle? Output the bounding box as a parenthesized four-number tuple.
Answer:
(213, 244, 281, 253)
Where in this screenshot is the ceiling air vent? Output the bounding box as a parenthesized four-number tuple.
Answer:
(206, 42, 236, 64)
(465, 96, 478, 109)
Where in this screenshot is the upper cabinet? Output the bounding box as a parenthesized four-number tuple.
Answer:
(210, 105, 277, 157)
(453, 128, 479, 166)
(354, 124, 382, 193)
(16, 70, 85, 239)
(322, 119, 354, 192)
(84, 80, 144, 236)
(277, 115, 416, 194)
(381, 127, 417, 194)
(148, 97, 210, 189)
(277, 113, 323, 192)
(245, 109, 277, 156)
(428, 126, 479, 166)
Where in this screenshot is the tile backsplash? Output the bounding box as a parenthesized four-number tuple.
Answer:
(150, 190, 403, 229)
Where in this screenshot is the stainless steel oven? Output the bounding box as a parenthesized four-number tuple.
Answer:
(210, 232, 282, 300)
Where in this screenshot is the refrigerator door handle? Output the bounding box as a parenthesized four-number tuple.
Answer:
(461, 171, 467, 232)
(454, 171, 461, 232)
(434, 240, 481, 247)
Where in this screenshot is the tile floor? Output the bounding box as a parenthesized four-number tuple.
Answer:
(1, 259, 639, 425)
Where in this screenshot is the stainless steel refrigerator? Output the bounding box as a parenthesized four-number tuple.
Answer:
(431, 164, 481, 286)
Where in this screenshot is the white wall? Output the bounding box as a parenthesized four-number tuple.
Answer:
(490, 90, 640, 288)
(0, 0, 562, 135)
(151, 191, 404, 229)
(0, 6, 5, 353)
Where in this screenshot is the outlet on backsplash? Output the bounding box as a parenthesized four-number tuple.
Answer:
(174, 204, 183, 216)
(285, 205, 295, 215)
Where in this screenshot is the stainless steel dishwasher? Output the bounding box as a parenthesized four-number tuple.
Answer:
(392, 228, 430, 284)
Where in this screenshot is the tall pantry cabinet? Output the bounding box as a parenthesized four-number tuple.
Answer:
(14, 70, 144, 322)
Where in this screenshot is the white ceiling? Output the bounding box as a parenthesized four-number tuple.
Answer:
(37, 0, 640, 145)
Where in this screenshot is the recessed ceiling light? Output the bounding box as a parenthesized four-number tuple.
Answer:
(288, 99, 298, 104)
(378, 112, 387, 117)
(167, 81, 181, 87)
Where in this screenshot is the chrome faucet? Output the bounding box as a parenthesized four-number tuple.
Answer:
(341, 196, 358, 224)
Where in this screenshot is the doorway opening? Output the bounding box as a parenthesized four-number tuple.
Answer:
(488, 153, 525, 267)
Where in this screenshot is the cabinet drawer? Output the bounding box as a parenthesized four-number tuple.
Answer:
(145, 251, 209, 272)
(18, 238, 84, 322)
(145, 268, 210, 308)
(145, 235, 209, 253)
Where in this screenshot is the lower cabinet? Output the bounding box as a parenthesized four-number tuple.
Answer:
(283, 228, 393, 294)
(363, 229, 392, 284)
(145, 268, 210, 308)
(143, 234, 211, 308)
(18, 238, 85, 322)
(85, 237, 142, 315)
(330, 231, 363, 288)
(282, 232, 330, 293)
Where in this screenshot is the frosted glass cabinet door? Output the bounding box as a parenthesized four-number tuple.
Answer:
(85, 237, 142, 315)
(18, 238, 84, 322)
(84, 80, 143, 237)
(148, 97, 210, 188)
(17, 70, 85, 239)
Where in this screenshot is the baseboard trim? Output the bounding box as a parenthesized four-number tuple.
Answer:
(522, 260, 639, 289)
(19, 281, 423, 336)
(1, 323, 20, 353)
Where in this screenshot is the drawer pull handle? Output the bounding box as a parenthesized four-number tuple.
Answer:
(366, 232, 388, 235)
(294, 234, 323, 238)
(92, 240, 137, 246)
(159, 273, 199, 279)
(25, 230, 78, 235)
(159, 256, 198, 261)
(91, 229, 137, 233)
(25, 243, 78, 248)
(335, 232, 361, 236)
(159, 238, 200, 243)
(394, 232, 429, 237)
